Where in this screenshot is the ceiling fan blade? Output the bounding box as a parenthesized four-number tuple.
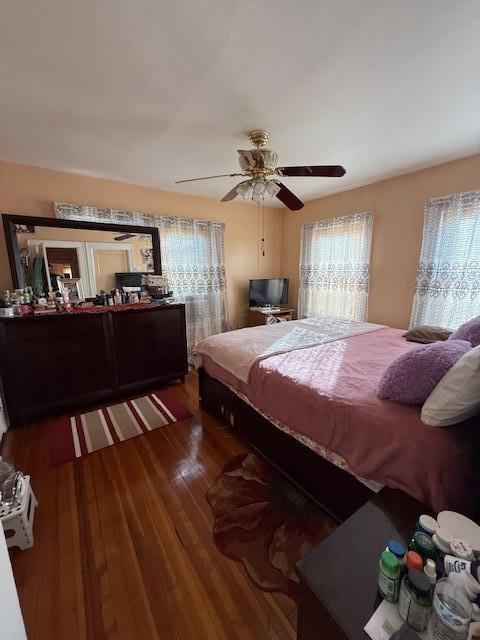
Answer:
(221, 186, 240, 202)
(221, 180, 251, 202)
(115, 233, 136, 241)
(277, 165, 346, 177)
(175, 173, 244, 184)
(274, 181, 304, 211)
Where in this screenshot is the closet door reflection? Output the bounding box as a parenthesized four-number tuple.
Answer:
(87, 243, 133, 293)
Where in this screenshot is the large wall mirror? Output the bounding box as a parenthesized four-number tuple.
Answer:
(2, 214, 161, 299)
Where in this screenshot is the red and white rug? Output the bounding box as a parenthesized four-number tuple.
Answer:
(50, 389, 192, 466)
(206, 452, 337, 600)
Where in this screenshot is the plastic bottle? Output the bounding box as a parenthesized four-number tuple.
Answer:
(398, 569, 433, 631)
(386, 540, 407, 567)
(406, 551, 424, 571)
(445, 556, 480, 578)
(425, 558, 437, 586)
(378, 550, 401, 602)
(429, 577, 473, 640)
(410, 530, 436, 561)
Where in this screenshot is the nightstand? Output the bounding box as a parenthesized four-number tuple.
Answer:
(296, 489, 427, 640)
(248, 307, 296, 326)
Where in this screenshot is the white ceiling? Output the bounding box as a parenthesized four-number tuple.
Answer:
(1, 0, 479, 207)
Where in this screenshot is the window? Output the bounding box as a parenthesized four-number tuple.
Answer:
(410, 189, 480, 329)
(158, 217, 229, 355)
(55, 202, 230, 356)
(298, 211, 373, 320)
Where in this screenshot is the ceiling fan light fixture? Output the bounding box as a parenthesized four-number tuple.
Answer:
(265, 181, 281, 198)
(236, 181, 253, 199)
(252, 180, 267, 199)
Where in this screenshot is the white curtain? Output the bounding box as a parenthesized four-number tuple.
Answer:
(54, 203, 229, 355)
(410, 189, 480, 329)
(298, 211, 373, 321)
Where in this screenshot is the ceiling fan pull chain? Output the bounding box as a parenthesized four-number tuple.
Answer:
(257, 200, 261, 268)
(262, 198, 266, 257)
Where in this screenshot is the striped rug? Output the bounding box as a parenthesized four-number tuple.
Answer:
(50, 390, 192, 466)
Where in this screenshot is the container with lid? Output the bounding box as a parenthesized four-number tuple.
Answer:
(445, 555, 474, 576)
(386, 539, 406, 564)
(398, 569, 433, 631)
(410, 530, 436, 561)
(424, 558, 437, 586)
(434, 528, 455, 556)
(437, 511, 480, 557)
(378, 550, 400, 603)
(406, 551, 424, 572)
(417, 514, 439, 537)
(429, 577, 473, 640)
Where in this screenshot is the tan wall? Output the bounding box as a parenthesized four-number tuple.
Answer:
(281, 154, 480, 329)
(0, 160, 282, 328)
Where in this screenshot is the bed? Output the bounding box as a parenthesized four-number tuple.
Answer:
(194, 317, 480, 521)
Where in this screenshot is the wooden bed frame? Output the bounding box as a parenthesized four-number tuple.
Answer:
(198, 367, 373, 523)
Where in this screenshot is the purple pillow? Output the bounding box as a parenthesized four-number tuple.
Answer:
(377, 339, 471, 405)
(449, 315, 480, 346)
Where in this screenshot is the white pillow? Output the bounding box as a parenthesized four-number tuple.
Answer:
(421, 344, 480, 426)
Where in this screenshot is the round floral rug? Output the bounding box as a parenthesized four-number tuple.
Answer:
(206, 452, 337, 600)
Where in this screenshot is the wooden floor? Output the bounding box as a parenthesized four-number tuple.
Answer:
(3, 371, 298, 640)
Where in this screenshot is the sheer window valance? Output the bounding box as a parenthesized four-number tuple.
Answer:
(298, 211, 373, 321)
(55, 202, 230, 355)
(410, 189, 480, 329)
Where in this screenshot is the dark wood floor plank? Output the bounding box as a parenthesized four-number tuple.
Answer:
(4, 371, 296, 640)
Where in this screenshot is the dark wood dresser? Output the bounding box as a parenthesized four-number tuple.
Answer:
(0, 304, 188, 426)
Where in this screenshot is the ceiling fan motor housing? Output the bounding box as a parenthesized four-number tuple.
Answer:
(238, 148, 279, 174)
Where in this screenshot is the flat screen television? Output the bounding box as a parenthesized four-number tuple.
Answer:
(249, 278, 289, 308)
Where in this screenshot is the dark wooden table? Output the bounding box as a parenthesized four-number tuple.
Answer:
(296, 488, 428, 640)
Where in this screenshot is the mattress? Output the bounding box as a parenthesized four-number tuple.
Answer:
(199, 326, 480, 515)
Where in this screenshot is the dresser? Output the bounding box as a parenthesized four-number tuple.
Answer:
(0, 304, 188, 426)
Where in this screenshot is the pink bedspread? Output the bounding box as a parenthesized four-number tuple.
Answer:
(202, 327, 480, 514)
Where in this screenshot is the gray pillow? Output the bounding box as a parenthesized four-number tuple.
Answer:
(403, 325, 453, 344)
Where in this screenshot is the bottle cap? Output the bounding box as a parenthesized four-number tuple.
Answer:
(381, 551, 399, 572)
(418, 514, 438, 535)
(408, 569, 431, 596)
(436, 527, 454, 548)
(387, 539, 406, 558)
(406, 551, 423, 571)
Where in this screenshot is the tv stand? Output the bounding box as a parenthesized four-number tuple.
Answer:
(248, 307, 295, 327)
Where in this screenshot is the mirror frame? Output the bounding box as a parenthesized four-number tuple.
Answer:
(2, 213, 162, 289)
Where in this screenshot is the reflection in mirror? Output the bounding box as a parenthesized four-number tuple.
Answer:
(16, 225, 154, 298)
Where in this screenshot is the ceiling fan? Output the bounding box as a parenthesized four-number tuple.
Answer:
(114, 233, 150, 241)
(175, 130, 346, 211)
